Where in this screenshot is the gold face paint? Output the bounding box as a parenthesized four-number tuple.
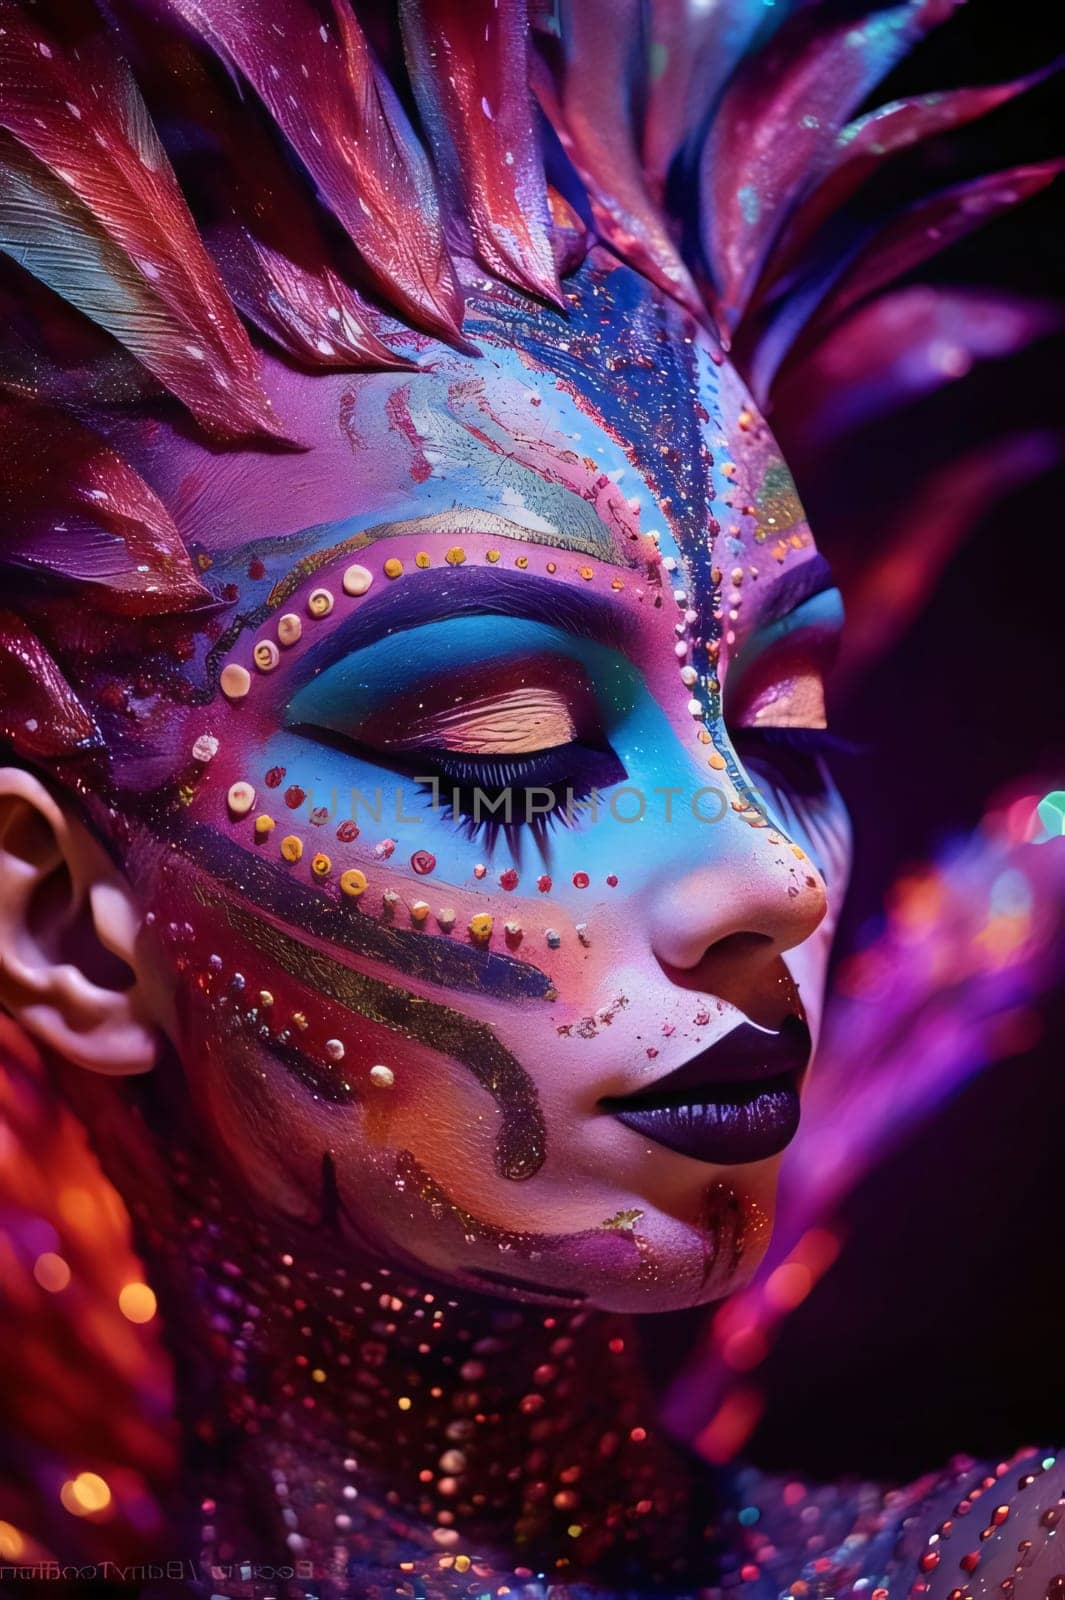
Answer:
(263, 506, 627, 615)
(377, 683, 579, 756)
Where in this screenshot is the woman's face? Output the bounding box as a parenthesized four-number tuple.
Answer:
(120, 260, 849, 1313)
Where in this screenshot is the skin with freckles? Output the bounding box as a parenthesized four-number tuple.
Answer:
(85, 257, 850, 1316)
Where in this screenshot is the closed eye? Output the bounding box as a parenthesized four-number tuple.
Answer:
(351, 669, 591, 758)
(725, 587, 845, 733)
(287, 643, 629, 848)
(724, 586, 849, 874)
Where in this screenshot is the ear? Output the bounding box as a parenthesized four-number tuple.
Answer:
(0, 766, 157, 1074)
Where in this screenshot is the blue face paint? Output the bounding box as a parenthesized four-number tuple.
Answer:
(285, 568, 638, 686)
(282, 612, 679, 883)
(736, 586, 845, 666)
(286, 615, 641, 735)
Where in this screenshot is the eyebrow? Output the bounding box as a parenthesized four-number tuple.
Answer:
(289, 567, 636, 678)
(751, 554, 839, 629)
(261, 506, 630, 613)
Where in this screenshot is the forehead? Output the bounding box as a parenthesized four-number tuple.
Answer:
(142, 258, 819, 633)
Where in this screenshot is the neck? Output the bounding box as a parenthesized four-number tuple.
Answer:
(77, 1073, 718, 1592)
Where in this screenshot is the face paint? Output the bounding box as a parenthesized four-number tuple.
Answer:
(174, 825, 557, 1002)
(79, 257, 848, 1316)
(4, 0, 1047, 1583)
(203, 889, 547, 1182)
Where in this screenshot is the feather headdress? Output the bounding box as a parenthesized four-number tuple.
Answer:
(0, 0, 1059, 767)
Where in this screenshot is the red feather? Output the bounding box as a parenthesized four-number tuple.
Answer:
(0, 611, 95, 759)
(760, 71, 1059, 306)
(108, 4, 415, 373)
(159, 0, 465, 342)
(804, 161, 1065, 340)
(772, 285, 1061, 448)
(401, 0, 562, 305)
(641, 0, 772, 201)
(700, 0, 961, 332)
(0, 2, 280, 440)
(0, 402, 211, 618)
(532, 0, 702, 318)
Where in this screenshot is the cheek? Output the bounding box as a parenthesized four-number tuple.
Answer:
(151, 876, 548, 1184)
(170, 709, 639, 1019)
(176, 995, 504, 1235)
(144, 885, 514, 1248)
(133, 848, 789, 1311)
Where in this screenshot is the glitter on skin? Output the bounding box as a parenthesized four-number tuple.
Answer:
(30, 257, 850, 1591)
(131, 265, 842, 1340)
(1, 1, 1058, 1589)
(211, 892, 547, 1181)
(174, 826, 557, 1001)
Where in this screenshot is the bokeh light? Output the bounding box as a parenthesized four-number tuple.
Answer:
(0, 1522, 23, 1558)
(118, 1281, 158, 1324)
(60, 1472, 112, 1516)
(33, 1252, 71, 1293)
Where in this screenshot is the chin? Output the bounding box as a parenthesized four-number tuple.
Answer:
(435, 1238, 769, 1316)
(379, 1174, 777, 1316)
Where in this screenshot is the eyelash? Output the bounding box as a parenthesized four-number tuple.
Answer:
(728, 725, 851, 883)
(732, 726, 855, 757)
(398, 741, 628, 850)
(729, 725, 839, 797)
(293, 632, 847, 851)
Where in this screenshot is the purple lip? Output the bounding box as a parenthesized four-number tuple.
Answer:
(602, 1017, 811, 1166)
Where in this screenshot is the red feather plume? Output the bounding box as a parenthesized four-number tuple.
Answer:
(401, 0, 563, 306)
(159, 0, 465, 343)
(0, 0, 281, 440)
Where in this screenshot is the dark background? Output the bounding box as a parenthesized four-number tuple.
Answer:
(746, 0, 1065, 1480)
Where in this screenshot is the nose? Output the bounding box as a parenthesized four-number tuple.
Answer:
(643, 837, 828, 975)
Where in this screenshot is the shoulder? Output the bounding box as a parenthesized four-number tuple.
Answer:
(722, 1447, 1063, 1598)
